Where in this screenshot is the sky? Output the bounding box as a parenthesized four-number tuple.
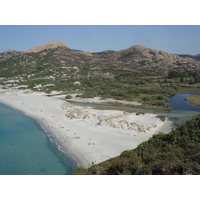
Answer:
(0, 25, 200, 55)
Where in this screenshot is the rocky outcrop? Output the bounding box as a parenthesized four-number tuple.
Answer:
(1, 42, 200, 77)
(92, 45, 200, 75)
(0, 50, 22, 62)
(26, 42, 67, 53)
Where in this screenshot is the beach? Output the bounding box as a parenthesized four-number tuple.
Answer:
(0, 88, 173, 168)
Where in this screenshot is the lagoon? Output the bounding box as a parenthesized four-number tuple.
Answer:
(71, 92, 200, 128)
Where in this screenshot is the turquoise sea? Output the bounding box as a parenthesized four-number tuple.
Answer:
(0, 103, 77, 175)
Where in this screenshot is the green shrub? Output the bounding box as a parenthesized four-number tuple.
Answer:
(72, 114, 200, 175)
(65, 95, 72, 99)
(156, 115, 166, 122)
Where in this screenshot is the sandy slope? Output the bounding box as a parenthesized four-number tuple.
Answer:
(0, 89, 172, 168)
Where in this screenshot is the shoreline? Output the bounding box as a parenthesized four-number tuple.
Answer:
(0, 88, 173, 169)
(0, 99, 85, 168)
(0, 89, 89, 168)
(34, 116, 82, 168)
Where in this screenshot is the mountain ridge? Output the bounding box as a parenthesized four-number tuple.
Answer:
(1, 42, 200, 92)
(1, 42, 200, 64)
(178, 53, 200, 61)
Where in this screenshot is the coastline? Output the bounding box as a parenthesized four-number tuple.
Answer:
(0, 89, 89, 168)
(1, 102, 81, 168)
(31, 116, 82, 168)
(0, 88, 173, 168)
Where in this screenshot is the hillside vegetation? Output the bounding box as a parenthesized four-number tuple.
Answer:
(1, 43, 200, 110)
(72, 114, 200, 175)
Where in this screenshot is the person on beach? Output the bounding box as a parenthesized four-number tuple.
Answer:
(97, 121, 102, 126)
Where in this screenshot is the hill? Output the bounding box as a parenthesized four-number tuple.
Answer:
(72, 114, 200, 175)
(1, 42, 200, 109)
(93, 45, 200, 75)
(1, 42, 200, 81)
(178, 54, 200, 61)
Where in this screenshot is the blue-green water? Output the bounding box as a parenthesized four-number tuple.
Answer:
(71, 92, 200, 128)
(0, 104, 77, 175)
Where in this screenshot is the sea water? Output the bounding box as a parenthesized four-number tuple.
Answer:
(0, 103, 77, 175)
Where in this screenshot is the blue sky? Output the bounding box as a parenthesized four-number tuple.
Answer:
(0, 25, 200, 55)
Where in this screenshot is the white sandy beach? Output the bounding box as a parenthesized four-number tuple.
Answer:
(0, 88, 173, 168)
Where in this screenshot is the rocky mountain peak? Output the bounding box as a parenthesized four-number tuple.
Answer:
(26, 41, 67, 53)
(130, 45, 147, 50)
(3, 49, 17, 53)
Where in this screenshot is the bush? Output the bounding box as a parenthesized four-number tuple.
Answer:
(156, 115, 166, 122)
(65, 95, 72, 99)
(136, 111, 145, 115)
(72, 115, 200, 175)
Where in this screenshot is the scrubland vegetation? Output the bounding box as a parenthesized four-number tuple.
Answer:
(73, 114, 200, 175)
(1, 59, 200, 110)
(1, 47, 200, 110)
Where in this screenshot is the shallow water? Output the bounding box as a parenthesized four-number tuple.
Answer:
(71, 92, 200, 128)
(0, 104, 77, 175)
(167, 92, 200, 111)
